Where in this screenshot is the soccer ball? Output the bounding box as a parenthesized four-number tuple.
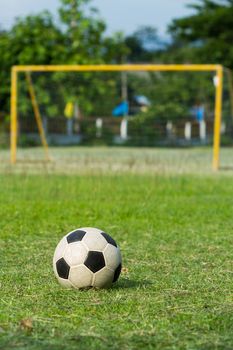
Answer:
(53, 227, 122, 289)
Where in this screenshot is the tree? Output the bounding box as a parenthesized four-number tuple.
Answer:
(168, 0, 233, 68)
(59, 0, 106, 63)
(125, 26, 160, 62)
(0, 12, 62, 112)
(0, 0, 127, 114)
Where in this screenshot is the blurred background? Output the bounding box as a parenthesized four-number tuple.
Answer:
(0, 0, 232, 149)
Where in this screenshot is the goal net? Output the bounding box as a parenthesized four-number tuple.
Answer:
(10, 64, 230, 170)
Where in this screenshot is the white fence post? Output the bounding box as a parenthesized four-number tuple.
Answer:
(221, 121, 226, 134)
(184, 122, 192, 140)
(120, 118, 128, 140)
(96, 118, 103, 138)
(166, 121, 173, 138)
(199, 120, 206, 140)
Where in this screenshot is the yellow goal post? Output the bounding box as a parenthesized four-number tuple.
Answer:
(10, 64, 224, 169)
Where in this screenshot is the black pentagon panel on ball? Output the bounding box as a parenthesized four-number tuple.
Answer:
(56, 258, 70, 279)
(113, 263, 122, 283)
(101, 232, 117, 248)
(67, 230, 86, 244)
(84, 251, 105, 273)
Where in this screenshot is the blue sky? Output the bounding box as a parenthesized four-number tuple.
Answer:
(0, 0, 194, 36)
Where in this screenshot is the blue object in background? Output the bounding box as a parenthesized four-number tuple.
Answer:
(191, 105, 205, 122)
(112, 101, 129, 117)
(196, 106, 205, 122)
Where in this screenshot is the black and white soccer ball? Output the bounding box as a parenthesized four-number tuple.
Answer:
(53, 227, 122, 289)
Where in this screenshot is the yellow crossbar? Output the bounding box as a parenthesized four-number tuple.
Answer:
(13, 64, 221, 73)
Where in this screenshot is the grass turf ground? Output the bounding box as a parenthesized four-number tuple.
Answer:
(0, 148, 233, 349)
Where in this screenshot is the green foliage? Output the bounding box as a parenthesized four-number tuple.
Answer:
(168, 0, 233, 68)
(136, 103, 189, 122)
(0, 0, 127, 114)
(126, 70, 215, 138)
(81, 119, 115, 145)
(128, 102, 189, 146)
(0, 12, 63, 112)
(0, 0, 232, 132)
(58, 0, 106, 64)
(10, 12, 63, 64)
(125, 26, 159, 62)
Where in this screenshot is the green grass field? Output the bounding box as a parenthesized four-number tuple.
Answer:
(0, 147, 233, 349)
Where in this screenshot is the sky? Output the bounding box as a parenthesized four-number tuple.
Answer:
(0, 0, 194, 36)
